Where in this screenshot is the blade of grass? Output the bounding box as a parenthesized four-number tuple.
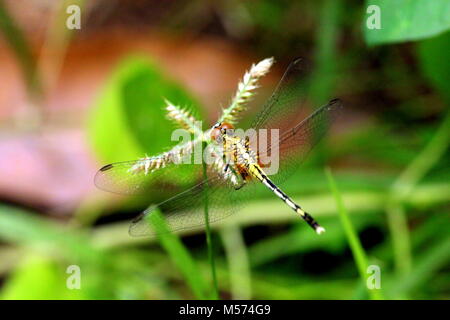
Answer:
(161, 255, 357, 299)
(248, 216, 376, 267)
(37, 0, 85, 96)
(92, 182, 450, 248)
(325, 167, 384, 300)
(310, 0, 342, 104)
(389, 236, 450, 298)
(149, 209, 209, 299)
(391, 111, 450, 200)
(0, 0, 41, 96)
(387, 110, 450, 275)
(385, 203, 412, 275)
(310, 0, 342, 165)
(220, 225, 251, 299)
(202, 141, 219, 299)
(0, 0, 43, 128)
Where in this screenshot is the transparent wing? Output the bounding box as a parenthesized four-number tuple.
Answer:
(245, 57, 342, 185)
(249, 57, 311, 135)
(96, 156, 255, 236)
(260, 98, 343, 185)
(94, 160, 203, 195)
(129, 175, 260, 237)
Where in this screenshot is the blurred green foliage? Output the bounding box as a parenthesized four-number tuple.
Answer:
(0, 0, 449, 300)
(88, 56, 201, 163)
(326, 168, 384, 300)
(417, 32, 450, 102)
(1, 255, 82, 300)
(149, 209, 211, 299)
(364, 0, 450, 45)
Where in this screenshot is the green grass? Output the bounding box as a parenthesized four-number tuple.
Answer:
(326, 168, 384, 300)
(202, 141, 219, 299)
(0, 0, 449, 300)
(0, 0, 40, 96)
(149, 210, 210, 299)
(220, 225, 251, 299)
(387, 110, 450, 275)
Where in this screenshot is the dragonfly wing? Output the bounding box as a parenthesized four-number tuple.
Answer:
(129, 175, 257, 236)
(249, 57, 311, 136)
(260, 98, 343, 185)
(94, 160, 203, 195)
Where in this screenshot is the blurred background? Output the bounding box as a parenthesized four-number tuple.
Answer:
(0, 0, 449, 300)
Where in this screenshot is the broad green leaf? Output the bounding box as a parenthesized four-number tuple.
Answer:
(88, 56, 201, 163)
(0, 255, 84, 300)
(364, 0, 450, 45)
(417, 31, 450, 102)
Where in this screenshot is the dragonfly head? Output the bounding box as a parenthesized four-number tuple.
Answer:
(211, 122, 235, 142)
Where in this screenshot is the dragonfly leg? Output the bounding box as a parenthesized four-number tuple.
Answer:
(234, 181, 246, 190)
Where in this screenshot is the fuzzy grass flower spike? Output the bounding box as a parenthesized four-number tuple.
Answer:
(219, 57, 274, 126)
(127, 57, 274, 177)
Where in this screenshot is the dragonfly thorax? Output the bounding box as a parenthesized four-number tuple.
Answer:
(223, 135, 258, 171)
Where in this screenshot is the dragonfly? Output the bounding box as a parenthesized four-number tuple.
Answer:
(94, 58, 342, 236)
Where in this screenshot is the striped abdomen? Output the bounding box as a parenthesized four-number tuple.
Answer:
(249, 164, 325, 235)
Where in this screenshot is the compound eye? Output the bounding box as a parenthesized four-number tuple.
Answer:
(210, 128, 221, 142)
(221, 122, 234, 130)
(221, 122, 235, 135)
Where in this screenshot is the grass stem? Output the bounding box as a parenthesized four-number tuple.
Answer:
(387, 110, 450, 275)
(220, 225, 251, 299)
(326, 167, 384, 300)
(149, 210, 208, 299)
(202, 141, 219, 299)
